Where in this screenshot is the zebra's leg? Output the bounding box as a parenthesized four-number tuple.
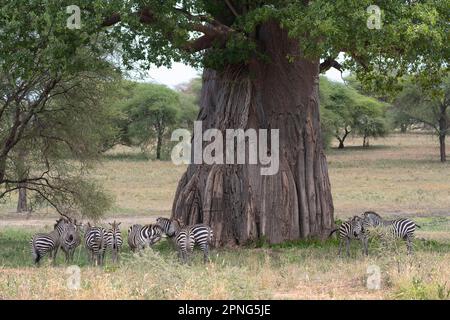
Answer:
(89, 251, 94, 266)
(100, 251, 105, 266)
(202, 244, 209, 264)
(338, 238, 343, 257)
(52, 246, 59, 266)
(345, 238, 351, 257)
(362, 236, 369, 256)
(406, 235, 413, 255)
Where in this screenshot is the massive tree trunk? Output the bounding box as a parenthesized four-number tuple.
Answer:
(172, 22, 334, 246)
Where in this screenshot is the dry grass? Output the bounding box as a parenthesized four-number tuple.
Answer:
(329, 134, 450, 218)
(1, 241, 449, 300)
(0, 133, 449, 300)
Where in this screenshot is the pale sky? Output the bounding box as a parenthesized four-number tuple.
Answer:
(144, 62, 349, 89)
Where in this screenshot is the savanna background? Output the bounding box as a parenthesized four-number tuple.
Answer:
(1, 133, 449, 300)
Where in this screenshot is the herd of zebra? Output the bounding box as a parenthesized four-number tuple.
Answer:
(30, 210, 419, 266)
(30, 217, 213, 266)
(331, 211, 421, 256)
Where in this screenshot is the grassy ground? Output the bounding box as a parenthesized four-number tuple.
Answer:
(0, 133, 449, 299)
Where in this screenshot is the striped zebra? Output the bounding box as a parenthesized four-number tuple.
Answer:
(156, 217, 214, 263)
(156, 217, 182, 237)
(60, 219, 82, 263)
(362, 211, 420, 254)
(330, 216, 368, 257)
(105, 221, 123, 263)
(84, 223, 107, 266)
(127, 224, 163, 252)
(175, 227, 196, 264)
(30, 218, 71, 266)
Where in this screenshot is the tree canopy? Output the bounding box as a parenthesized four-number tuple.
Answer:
(320, 77, 388, 148)
(95, 1, 448, 90)
(393, 74, 450, 161)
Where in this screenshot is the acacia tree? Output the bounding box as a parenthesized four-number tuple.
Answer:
(123, 83, 181, 160)
(394, 75, 450, 162)
(94, 0, 448, 245)
(0, 2, 117, 218)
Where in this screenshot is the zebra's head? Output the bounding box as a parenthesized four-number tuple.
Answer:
(169, 219, 183, 237)
(61, 220, 78, 243)
(351, 216, 364, 238)
(156, 217, 182, 237)
(109, 220, 121, 232)
(362, 211, 383, 227)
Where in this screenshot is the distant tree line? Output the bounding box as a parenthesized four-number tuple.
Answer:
(107, 79, 200, 160)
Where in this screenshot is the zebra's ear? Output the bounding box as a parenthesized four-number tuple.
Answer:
(117, 222, 121, 226)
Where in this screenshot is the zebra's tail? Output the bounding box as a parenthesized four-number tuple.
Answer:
(416, 224, 421, 229)
(328, 229, 338, 238)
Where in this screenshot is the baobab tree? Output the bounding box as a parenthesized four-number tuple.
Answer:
(5, 1, 440, 242)
(96, 0, 447, 245)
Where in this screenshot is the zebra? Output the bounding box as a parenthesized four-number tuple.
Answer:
(30, 218, 71, 266)
(330, 216, 368, 257)
(127, 224, 163, 252)
(157, 217, 214, 263)
(156, 217, 182, 237)
(362, 211, 420, 254)
(175, 227, 196, 264)
(60, 219, 82, 263)
(105, 221, 123, 263)
(84, 223, 107, 266)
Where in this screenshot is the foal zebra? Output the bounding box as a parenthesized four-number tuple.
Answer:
(127, 224, 162, 252)
(330, 216, 368, 257)
(84, 223, 107, 266)
(105, 221, 123, 263)
(30, 218, 71, 265)
(156, 217, 214, 264)
(60, 219, 82, 263)
(362, 211, 420, 254)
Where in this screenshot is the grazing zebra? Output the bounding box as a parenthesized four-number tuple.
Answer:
(60, 219, 82, 263)
(330, 216, 368, 257)
(84, 223, 107, 266)
(156, 218, 213, 263)
(362, 211, 420, 254)
(127, 224, 163, 252)
(30, 218, 70, 266)
(156, 217, 182, 237)
(106, 221, 123, 263)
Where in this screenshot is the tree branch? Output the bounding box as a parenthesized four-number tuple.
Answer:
(225, 0, 240, 18)
(320, 58, 343, 73)
(101, 7, 234, 53)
